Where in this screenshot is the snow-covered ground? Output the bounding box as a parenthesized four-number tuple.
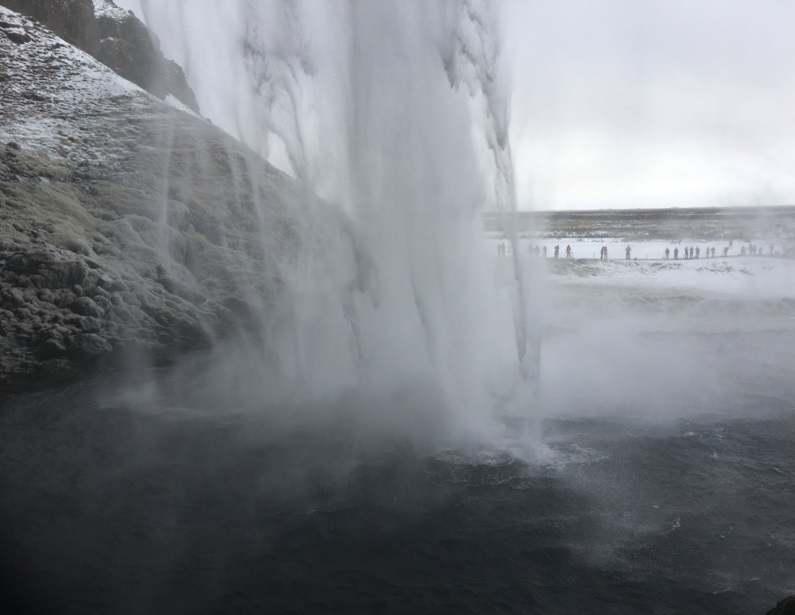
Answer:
(494, 237, 794, 295)
(0, 6, 145, 159)
(551, 253, 795, 299)
(505, 238, 795, 420)
(490, 236, 784, 261)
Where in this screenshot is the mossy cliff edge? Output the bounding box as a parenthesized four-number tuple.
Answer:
(0, 5, 353, 393)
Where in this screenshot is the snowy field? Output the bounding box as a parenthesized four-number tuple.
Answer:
(488, 235, 795, 419)
(491, 236, 784, 261)
(492, 237, 795, 297)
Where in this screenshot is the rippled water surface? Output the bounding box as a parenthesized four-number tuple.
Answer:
(1, 370, 793, 614)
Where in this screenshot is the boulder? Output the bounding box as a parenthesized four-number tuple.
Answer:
(2, 24, 29, 44)
(67, 332, 113, 359)
(70, 296, 104, 318)
(767, 596, 795, 615)
(35, 337, 67, 359)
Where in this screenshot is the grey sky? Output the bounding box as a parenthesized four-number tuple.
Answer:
(506, 0, 795, 209)
(119, 0, 795, 211)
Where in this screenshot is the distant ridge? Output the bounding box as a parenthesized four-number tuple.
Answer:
(485, 204, 795, 217)
(484, 205, 795, 241)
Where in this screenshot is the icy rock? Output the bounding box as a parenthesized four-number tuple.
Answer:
(96, 273, 116, 290)
(0, 0, 98, 52)
(70, 296, 103, 318)
(36, 337, 67, 359)
(766, 596, 795, 615)
(1, 287, 26, 307)
(0, 6, 354, 393)
(68, 333, 112, 358)
(3, 25, 29, 44)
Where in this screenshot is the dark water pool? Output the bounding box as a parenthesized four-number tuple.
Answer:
(1, 378, 793, 614)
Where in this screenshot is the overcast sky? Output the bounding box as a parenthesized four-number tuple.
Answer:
(119, 0, 795, 211)
(505, 0, 795, 210)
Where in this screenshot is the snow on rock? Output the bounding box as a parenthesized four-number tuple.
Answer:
(92, 0, 130, 21)
(165, 93, 200, 117)
(0, 6, 141, 161)
(90, 0, 200, 112)
(0, 0, 199, 112)
(0, 0, 99, 52)
(0, 7, 354, 393)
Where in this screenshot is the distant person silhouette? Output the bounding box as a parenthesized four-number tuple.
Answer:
(554, 245, 560, 258)
(665, 247, 670, 259)
(543, 245, 548, 258)
(625, 245, 631, 260)
(674, 247, 679, 259)
(711, 246, 715, 257)
(535, 245, 541, 257)
(723, 246, 729, 257)
(695, 246, 700, 259)
(565, 244, 572, 259)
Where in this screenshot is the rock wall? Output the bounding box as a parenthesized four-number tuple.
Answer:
(95, 12, 199, 113)
(0, 0, 97, 52)
(0, 0, 198, 112)
(0, 7, 354, 393)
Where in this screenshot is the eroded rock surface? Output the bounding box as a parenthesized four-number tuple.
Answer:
(0, 0, 198, 111)
(0, 7, 354, 393)
(0, 0, 97, 51)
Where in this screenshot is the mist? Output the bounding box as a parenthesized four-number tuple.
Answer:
(100, 0, 795, 445)
(101, 0, 543, 449)
(2, 1, 795, 611)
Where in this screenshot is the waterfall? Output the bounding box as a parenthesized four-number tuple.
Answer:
(134, 0, 537, 433)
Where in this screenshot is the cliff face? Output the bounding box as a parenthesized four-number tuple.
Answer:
(0, 6, 355, 393)
(0, 0, 198, 112)
(0, 0, 97, 51)
(92, 0, 199, 112)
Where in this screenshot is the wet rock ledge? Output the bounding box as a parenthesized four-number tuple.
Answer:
(0, 6, 352, 394)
